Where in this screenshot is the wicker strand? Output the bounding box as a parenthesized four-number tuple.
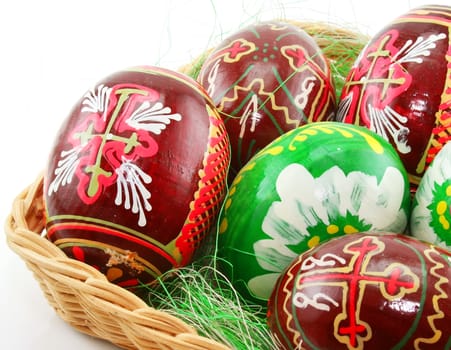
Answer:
(5, 174, 231, 350)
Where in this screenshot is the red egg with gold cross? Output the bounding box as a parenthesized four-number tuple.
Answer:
(268, 232, 451, 349)
(43, 66, 230, 293)
(337, 5, 451, 191)
(198, 20, 336, 179)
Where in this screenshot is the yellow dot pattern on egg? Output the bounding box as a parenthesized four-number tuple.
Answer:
(446, 185, 451, 197)
(344, 225, 358, 234)
(286, 123, 385, 154)
(327, 225, 339, 234)
(439, 216, 450, 230)
(436, 200, 450, 230)
(437, 200, 447, 215)
(308, 236, 320, 248)
(266, 145, 284, 155)
(219, 218, 228, 234)
(234, 175, 243, 185)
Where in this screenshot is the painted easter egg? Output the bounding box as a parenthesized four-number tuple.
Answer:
(268, 232, 451, 350)
(410, 141, 451, 249)
(217, 122, 410, 305)
(337, 5, 451, 192)
(198, 20, 336, 179)
(44, 66, 230, 292)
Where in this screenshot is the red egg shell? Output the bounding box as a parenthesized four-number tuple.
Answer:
(198, 20, 336, 178)
(268, 232, 451, 350)
(337, 5, 451, 189)
(44, 66, 230, 291)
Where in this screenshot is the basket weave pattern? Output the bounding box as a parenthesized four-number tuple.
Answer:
(5, 22, 367, 350)
(5, 175, 230, 350)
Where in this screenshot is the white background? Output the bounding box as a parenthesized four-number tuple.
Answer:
(0, 0, 449, 348)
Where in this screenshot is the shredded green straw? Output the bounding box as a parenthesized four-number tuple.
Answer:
(146, 259, 276, 350)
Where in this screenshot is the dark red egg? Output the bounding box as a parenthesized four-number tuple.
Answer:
(268, 232, 451, 349)
(198, 20, 336, 178)
(337, 5, 451, 191)
(44, 66, 230, 292)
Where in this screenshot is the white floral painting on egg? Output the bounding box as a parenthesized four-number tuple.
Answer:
(248, 163, 407, 299)
(410, 142, 451, 248)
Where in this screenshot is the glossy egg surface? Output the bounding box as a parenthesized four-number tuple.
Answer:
(268, 232, 451, 350)
(337, 5, 451, 190)
(411, 141, 451, 249)
(198, 20, 336, 178)
(44, 66, 230, 291)
(217, 122, 410, 304)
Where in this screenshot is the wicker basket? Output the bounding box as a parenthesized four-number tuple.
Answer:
(5, 22, 367, 350)
(5, 174, 230, 350)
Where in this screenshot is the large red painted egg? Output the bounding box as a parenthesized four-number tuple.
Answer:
(337, 5, 451, 191)
(43, 66, 230, 293)
(268, 232, 451, 349)
(198, 20, 336, 178)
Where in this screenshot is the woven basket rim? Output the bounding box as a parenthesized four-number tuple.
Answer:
(5, 174, 231, 350)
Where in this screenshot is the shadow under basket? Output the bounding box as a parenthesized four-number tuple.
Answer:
(5, 175, 230, 350)
(5, 22, 367, 350)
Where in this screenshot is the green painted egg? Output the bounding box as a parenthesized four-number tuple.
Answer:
(410, 141, 451, 249)
(217, 121, 411, 305)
